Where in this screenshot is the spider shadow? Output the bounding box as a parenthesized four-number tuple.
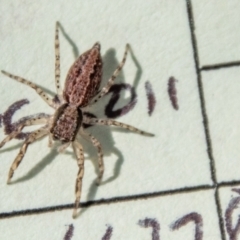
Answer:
(58, 27, 144, 216)
(77, 46, 143, 216)
(9, 140, 59, 184)
(58, 22, 79, 59)
(58, 24, 134, 196)
(58, 21, 142, 89)
(0, 142, 23, 154)
(31, 22, 79, 97)
(58, 22, 144, 202)
(16, 23, 79, 99)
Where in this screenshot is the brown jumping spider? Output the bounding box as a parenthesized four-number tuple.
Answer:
(1, 22, 154, 218)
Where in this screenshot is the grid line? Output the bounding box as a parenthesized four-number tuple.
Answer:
(186, 0, 226, 239)
(185, 0, 217, 185)
(1, 180, 240, 220)
(0, 184, 220, 219)
(201, 61, 240, 71)
(215, 188, 226, 240)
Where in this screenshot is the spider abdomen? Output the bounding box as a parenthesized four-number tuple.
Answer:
(63, 43, 102, 107)
(50, 104, 82, 142)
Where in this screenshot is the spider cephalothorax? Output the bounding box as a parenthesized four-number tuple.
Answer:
(1, 22, 154, 218)
(50, 103, 83, 142)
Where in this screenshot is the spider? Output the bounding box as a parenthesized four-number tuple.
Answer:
(0, 22, 154, 218)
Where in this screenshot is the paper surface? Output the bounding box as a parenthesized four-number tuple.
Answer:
(0, 0, 240, 239)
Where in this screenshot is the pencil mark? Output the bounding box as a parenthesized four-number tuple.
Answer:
(225, 188, 240, 240)
(171, 212, 203, 240)
(168, 77, 179, 110)
(102, 225, 113, 240)
(145, 81, 156, 116)
(138, 218, 160, 240)
(105, 83, 137, 118)
(64, 224, 74, 240)
(2, 99, 30, 139)
(232, 188, 240, 195)
(2, 99, 50, 140)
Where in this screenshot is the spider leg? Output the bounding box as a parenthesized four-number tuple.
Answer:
(72, 141, 85, 219)
(54, 22, 64, 101)
(48, 134, 53, 148)
(79, 128, 104, 185)
(58, 142, 70, 153)
(7, 127, 48, 184)
(0, 117, 49, 148)
(90, 44, 130, 106)
(1, 70, 55, 109)
(83, 117, 154, 137)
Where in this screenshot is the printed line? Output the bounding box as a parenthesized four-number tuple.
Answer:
(219, 180, 240, 187)
(201, 61, 240, 71)
(215, 188, 226, 240)
(0, 179, 240, 220)
(185, 1, 224, 239)
(186, 0, 216, 185)
(0, 184, 215, 219)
